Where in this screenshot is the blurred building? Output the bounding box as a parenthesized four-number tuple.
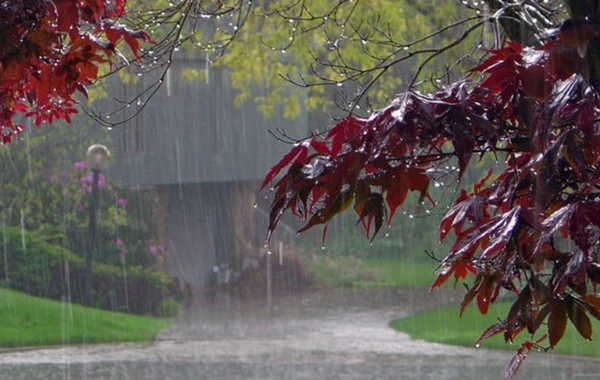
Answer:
(106, 58, 308, 289)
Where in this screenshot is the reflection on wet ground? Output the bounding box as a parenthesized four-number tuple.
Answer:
(1, 287, 599, 379)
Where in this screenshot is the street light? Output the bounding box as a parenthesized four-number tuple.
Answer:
(83, 144, 110, 306)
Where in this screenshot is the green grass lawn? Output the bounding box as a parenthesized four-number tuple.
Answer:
(390, 300, 600, 357)
(0, 287, 171, 348)
(361, 257, 438, 287)
(308, 254, 439, 288)
(308, 253, 600, 357)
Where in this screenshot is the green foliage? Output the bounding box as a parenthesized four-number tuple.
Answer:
(65, 216, 155, 268)
(159, 297, 182, 318)
(90, 260, 173, 316)
(0, 287, 170, 348)
(0, 120, 162, 274)
(0, 120, 107, 228)
(0, 227, 173, 316)
(154, 1, 475, 120)
(0, 227, 73, 300)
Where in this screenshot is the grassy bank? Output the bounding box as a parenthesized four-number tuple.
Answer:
(308, 254, 439, 288)
(0, 287, 171, 348)
(308, 251, 600, 357)
(389, 301, 600, 357)
(362, 258, 438, 287)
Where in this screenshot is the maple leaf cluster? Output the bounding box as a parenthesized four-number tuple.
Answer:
(0, 0, 151, 143)
(263, 19, 600, 378)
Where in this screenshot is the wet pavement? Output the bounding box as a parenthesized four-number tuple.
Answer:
(1, 287, 599, 379)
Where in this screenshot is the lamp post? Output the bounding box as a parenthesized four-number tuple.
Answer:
(83, 144, 110, 307)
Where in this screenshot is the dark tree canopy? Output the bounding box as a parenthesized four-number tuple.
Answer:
(262, 1, 600, 378)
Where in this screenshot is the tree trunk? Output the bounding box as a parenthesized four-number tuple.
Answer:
(231, 181, 261, 269)
(155, 186, 170, 274)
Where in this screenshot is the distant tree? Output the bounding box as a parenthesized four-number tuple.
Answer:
(260, 1, 600, 379)
(215, 0, 470, 118)
(83, 1, 470, 125)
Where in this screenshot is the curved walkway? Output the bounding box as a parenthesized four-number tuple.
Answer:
(1, 288, 599, 379)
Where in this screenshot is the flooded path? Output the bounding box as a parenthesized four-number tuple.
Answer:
(1, 288, 599, 379)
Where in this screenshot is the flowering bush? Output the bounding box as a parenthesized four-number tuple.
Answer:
(51, 160, 159, 268)
(0, 226, 172, 316)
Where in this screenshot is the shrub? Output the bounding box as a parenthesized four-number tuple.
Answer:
(0, 227, 174, 316)
(85, 263, 172, 316)
(232, 249, 316, 297)
(159, 297, 182, 318)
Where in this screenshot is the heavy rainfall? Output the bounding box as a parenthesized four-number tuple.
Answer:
(1, 1, 600, 380)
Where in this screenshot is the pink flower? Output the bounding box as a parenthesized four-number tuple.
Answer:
(115, 238, 125, 248)
(116, 198, 128, 207)
(84, 172, 94, 184)
(74, 161, 87, 171)
(149, 244, 165, 259)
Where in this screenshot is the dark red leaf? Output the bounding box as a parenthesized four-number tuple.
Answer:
(52, 0, 80, 33)
(297, 187, 354, 235)
(261, 143, 308, 190)
(520, 64, 552, 100)
(326, 116, 366, 155)
(354, 192, 385, 241)
(440, 190, 488, 241)
(477, 274, 501, 315)
(548, 300, 568, 348)
(451, 206, 522, 262)
(382, 165, 429, 223)
(475, 321, 506, 347)
(310, 139, 331, 155)
(103, 20, 153, 60)
(566, 296, 593, 341)
(504, 284, 532, 342)
(459, 272, 484, 316)
(470, 42, 523, 74)
(429, 266, 453, 292)
(583, 295, 600, 321)
(529, 304, 551, 335)
(505, 344, 530, 380)
(385, 184, 408, 223)
(538, 201, 600, 254)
